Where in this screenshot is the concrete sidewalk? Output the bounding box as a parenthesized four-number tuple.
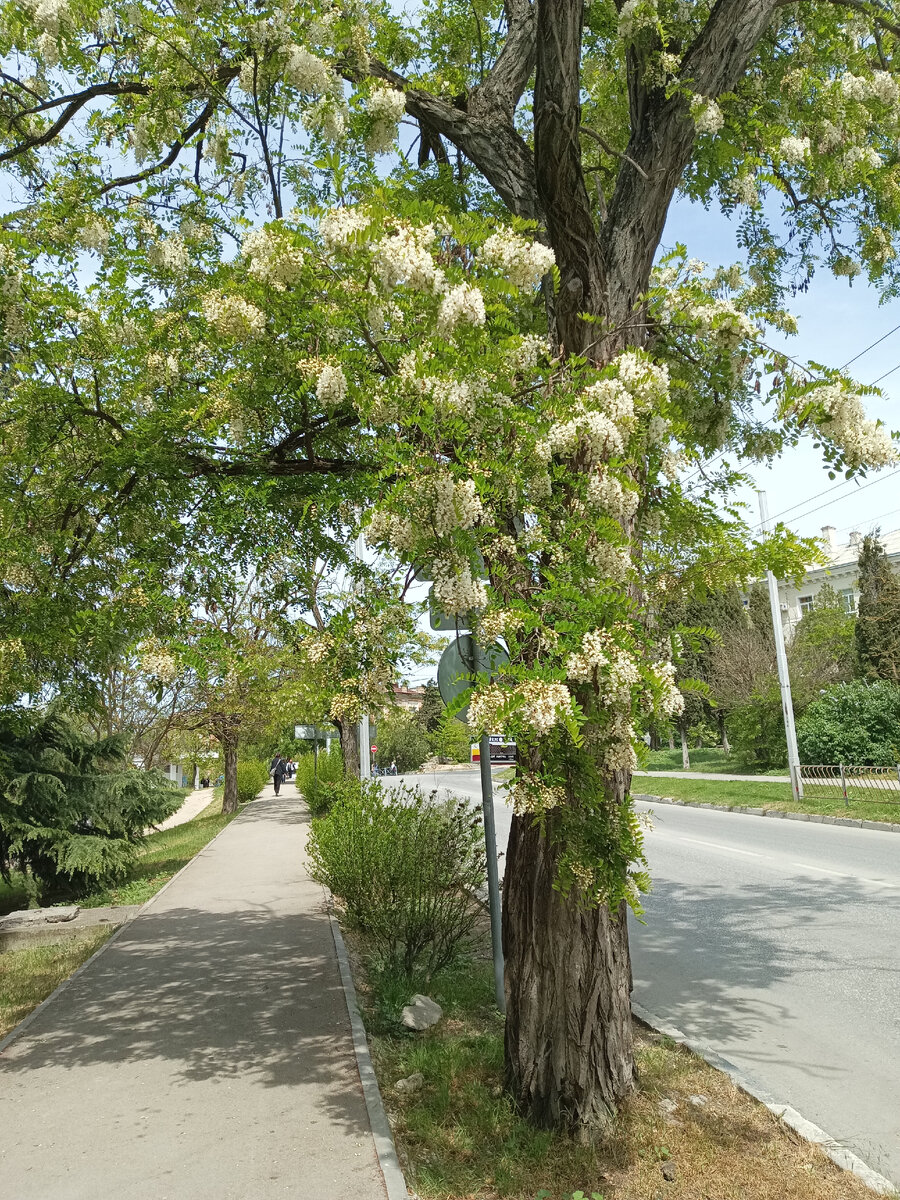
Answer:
(0, 783, 389, 1200)
(634, 769, 790, 783)
(156, 784, 215, 831)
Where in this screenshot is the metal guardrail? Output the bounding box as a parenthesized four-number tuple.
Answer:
(800, 763, 900, 805)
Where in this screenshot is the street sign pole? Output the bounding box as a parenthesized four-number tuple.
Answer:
(478, 730, 506, 1014)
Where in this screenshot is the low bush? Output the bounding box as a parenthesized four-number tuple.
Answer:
(428, 713, 472, 764)
(294, 746, 344, 815)
(307, 780, 486, 978)
(236, 760, 270, 805)
(797, 680, 900, 766)
(373, 710, 430, 774)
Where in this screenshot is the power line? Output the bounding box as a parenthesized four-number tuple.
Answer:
(765, 467, 900, 530)
(840, 321, 900, 371)
(870, 361, 900, 386)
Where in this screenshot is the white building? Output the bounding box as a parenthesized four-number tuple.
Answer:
(773, 525, 900, 633)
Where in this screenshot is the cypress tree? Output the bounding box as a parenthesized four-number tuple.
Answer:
(855, 534, 900, 682)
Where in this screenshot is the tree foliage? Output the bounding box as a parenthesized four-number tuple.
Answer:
(855, 533, 900, 682)
(797, 679, 900, 766)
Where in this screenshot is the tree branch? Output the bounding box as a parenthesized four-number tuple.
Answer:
(0, 81, 151, 164)
(99, 98, 218, 195)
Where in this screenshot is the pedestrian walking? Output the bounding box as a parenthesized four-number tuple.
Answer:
(271, 754, 288, 796)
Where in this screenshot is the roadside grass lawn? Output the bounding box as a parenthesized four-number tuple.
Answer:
(0, 931, 112, 1040)
(640, 747, 787, 775)
(352, 931, 878, 1200)
(632, 775, 900, 824)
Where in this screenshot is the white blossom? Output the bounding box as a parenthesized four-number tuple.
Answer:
(372, 224, 445, 294)
(843, 145, 881, 171)
(319, 206, 370, 251)
(507, 333, 548, 372)
(691, 94, 724, 136)
(618, 0, 656, 41)
(365, 85, 406, 154)
(202, 291, 266, 339)
(316, 362, 347, 407)
(242, 226, 305, 289)
(283, 44, 333, 94)
(779, 135, 811, 165)
(808, 382, 898, 469)
(479, 230, 555, 289)
(147, 234, 188, 272)
(437, 282, 486, 335)
(841, 73, 871, 102)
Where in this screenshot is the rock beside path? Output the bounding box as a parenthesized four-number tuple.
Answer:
(401, 994, 442, 1031)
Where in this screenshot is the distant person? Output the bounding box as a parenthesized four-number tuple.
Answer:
(271, 755, 287, 796)
(390, 759, 397, 776)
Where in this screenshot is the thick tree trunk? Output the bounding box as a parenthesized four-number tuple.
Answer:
(337, 717, 360, 778)
(221, 740, 239, 813)
(503, 811, 635, 1136)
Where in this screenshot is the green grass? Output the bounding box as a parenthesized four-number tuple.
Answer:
(631, 774, 900, 823)
(640, 747, 784, 775)
(351, 929, 879, 1200)
(0, 930, 112, 1039)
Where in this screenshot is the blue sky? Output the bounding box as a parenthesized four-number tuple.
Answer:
(665, 196, 900, 545)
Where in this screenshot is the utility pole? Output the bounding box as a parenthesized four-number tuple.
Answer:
(758, 491, 804, 803)
(354, 530, 371, 780)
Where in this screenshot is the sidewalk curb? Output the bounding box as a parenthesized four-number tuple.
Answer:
(632, 1001, 898, 1197)
(325, 894, 411, 1200)
(0, 794, 247, 1058)
(632, 793, 900, 832)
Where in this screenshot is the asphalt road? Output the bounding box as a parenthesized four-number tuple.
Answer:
(385, 768, 900, 1189)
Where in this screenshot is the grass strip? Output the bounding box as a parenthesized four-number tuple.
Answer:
(641, 748, 786, 775)
(633, 775, 900, 823)
(0, 930, 112, 1040)
(349, 933, 880, 1200)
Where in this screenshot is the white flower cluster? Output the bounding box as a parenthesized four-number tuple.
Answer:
(147, 234, 188, 273)
(416, 474, 483, 534)
(140, 646, 178, 682)
(78, 219, 109, 253)
(507, 333, 548, 372)
(651, 660, 685, 716)
(691, 94, 724, 136)
(365, 510, 416, 553)
(316, 362, 347, 407)
(30, 0, 68, 34)
(305, 97, 348, 143)
(614, 351, 671, 410)
(586, 540, 632, 582)
(373, 224, 445, 293)
(841, 72, 871, 101)
(242, 226, 305, 290)
(283, 44, 334, 94)
(547, 406, 625, 464)
(365, 85, 406, 154)
(479, 230, 555, 290)
(432, 558, 488, 615)
(305, 635, 333, 664)
(330, 690, 362, 723)
(779, 135, 811, 165)
(202, 292, 266, 340)
(843, 145, 880, 171)
(477, 609, 516, 643)
(517, 680, 574, 734)
(147, 352, 180, 384)
(437, 282, 486, 336)
(587, 470, 639, 520)
(618, 0, 656, 41)
(320, 206, 371, 251)
(732, 173, 759, 206)
(810, 383, 898, 469)
(510, 777, 566, 817)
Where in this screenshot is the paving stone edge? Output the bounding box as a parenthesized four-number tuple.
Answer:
(632, 793, 900, 832)
(324, 889, 412, 1200)
(632, 1001, 898, 1197)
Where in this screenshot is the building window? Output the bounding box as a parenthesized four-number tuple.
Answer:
(799, 595, 814, 614)
(840, 588, 856, 614)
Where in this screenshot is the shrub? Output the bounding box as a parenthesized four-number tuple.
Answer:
(797, 680, 900, 766)
(0, 707, 180, 902)
(294, 746, 344, 816)
(725, 681, 787, 770)
(307, 780, 486, 978)
(236, 760, 270, 805)
(428, 713, 472, 763)
(373, 710, 430, 774)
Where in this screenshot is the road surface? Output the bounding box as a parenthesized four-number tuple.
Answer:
(387, 768, 900, 1189)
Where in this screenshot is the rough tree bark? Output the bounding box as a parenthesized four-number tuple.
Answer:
(221, 738, 239, 814)
(436, 0, 785, 1132)
(336, 717, 360, 778)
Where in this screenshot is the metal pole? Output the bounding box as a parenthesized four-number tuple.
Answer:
(841, 762, 848, 806)
(757, 491, 804, 803)
(478, 733, 506, 1014)
(354, 529, 371, 781)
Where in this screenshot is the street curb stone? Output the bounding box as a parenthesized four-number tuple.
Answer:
(325, 893, 411, 1200)
(632, 793, 900, 832)
(632, 1001, 898, 1196)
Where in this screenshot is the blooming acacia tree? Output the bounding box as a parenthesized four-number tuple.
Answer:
(2, 0, 900, 1137)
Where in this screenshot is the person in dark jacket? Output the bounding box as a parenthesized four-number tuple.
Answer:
(271, 755, 288, 796)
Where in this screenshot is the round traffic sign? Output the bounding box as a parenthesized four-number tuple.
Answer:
(437, 635, 509, 722)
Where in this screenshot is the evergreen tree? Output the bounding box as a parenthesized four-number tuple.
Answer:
(414, 682, 445, 734)
(0, 708, 179, 903)
(856, 535, 900, 682)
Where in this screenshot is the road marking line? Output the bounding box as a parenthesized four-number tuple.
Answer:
(679, 837, 761, 857)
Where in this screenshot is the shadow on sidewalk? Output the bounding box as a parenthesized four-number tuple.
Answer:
(0, 896, 368, 1138)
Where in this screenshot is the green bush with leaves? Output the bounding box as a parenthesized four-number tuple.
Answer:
(294, 746, 344, 816)
(428, 713, 472, 764)
(797, 681, 900, 766)
(373, 710, 430, 774)
(236, 760, 270, 806)
(0, 708, 180, 902)
(725, 683, 787, 770)
(307, 780, 486, 978)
